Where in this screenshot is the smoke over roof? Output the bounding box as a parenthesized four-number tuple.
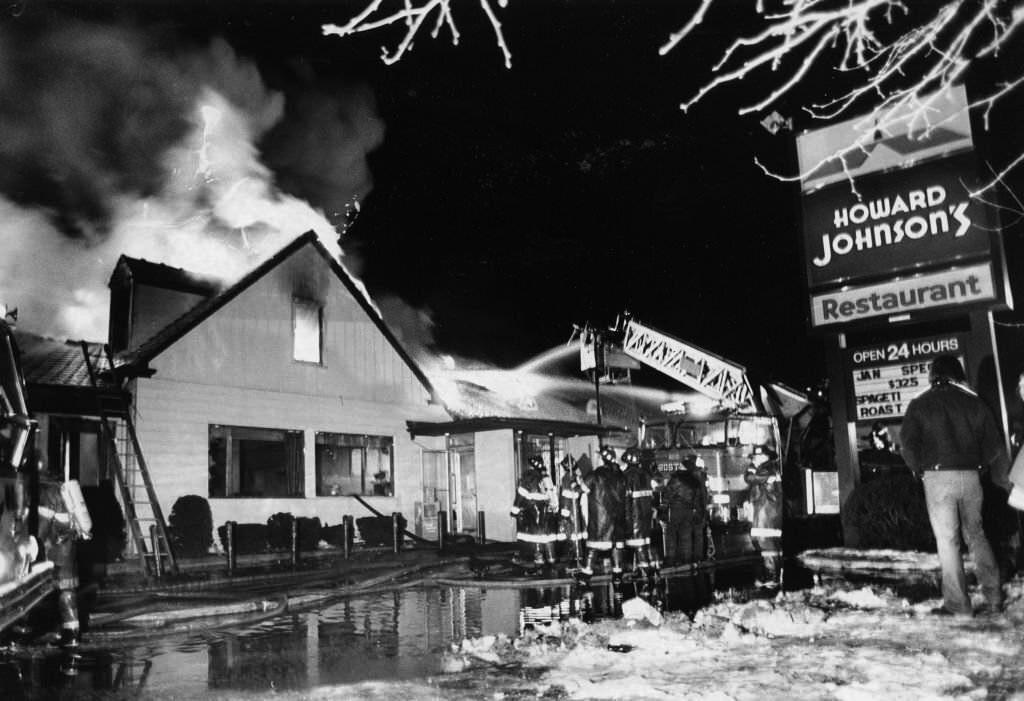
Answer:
(0, 13, 383, 342)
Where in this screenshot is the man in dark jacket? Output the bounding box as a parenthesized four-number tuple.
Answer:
(579, 445, 626, 582)
(621, 447, 659, 577)
(511, 456, 557, 568)
(900, 354, 1009, 617)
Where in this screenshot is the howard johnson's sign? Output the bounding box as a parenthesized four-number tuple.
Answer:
(796, 86, 1009, 329)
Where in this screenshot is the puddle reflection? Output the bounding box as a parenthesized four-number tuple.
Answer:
(0, 569, 751, 698)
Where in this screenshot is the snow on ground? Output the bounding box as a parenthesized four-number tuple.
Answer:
(541, 580, 1024, 700)
(269, 550, 1024, 700)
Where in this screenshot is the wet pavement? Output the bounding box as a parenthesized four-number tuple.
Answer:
(0, 545, 763, 699)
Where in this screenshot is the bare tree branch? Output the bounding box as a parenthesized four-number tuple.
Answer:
(323, 0, 511, 67)
(665, 1, 1024, 190)
(323, 1, 1024, 191)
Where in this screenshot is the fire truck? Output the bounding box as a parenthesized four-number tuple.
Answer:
(581, 314, 809, 527)
(0, 308, 54, 635)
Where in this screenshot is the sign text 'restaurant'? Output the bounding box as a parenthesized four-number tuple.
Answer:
(810, 263, 995, 327)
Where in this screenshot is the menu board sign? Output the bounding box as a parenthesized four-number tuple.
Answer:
(848, 334, 966, 420)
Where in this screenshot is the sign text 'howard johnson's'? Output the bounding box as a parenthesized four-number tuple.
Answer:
(810, 183, 970, 268)
(801, 152, 991, 289)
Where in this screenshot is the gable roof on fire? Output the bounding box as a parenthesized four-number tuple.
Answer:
(114, 231, 440, 402)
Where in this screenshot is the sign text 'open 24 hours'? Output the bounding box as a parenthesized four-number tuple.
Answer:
(848, 334, 964, 420)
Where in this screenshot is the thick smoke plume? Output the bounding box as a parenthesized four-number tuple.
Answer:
(0, 15, 383, 341)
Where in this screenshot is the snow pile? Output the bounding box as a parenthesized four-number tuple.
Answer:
(828, 585, 892, 610)
(799, 547, 946, 576)
(431, 576, 1024, 700)
(621, 596, 664, 627)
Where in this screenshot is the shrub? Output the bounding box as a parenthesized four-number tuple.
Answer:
(846, 474, 935, 551)
(217, 522, 269, 555)
(322, 522, 354, 549)
(267, 512, 294, 550)
(357, 514, 406, 547)
(298, 517, 322, 550)
(167, 495, 214, 558)
(266, 513, 323, 551)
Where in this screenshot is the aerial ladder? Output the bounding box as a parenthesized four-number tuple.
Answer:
(616, 316, 757, 413)
(580, 312, 813, 471)
(580, 313, 758, 413)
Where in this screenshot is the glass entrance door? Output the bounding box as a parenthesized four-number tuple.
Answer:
(453, 448, 477, 534)
(446, 433, 476, 533)
(421, 450, 447, 537)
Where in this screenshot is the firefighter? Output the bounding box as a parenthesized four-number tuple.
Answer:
(558, 454, 587, 570)
(36, 472, 92, 648)
(540, 457, 561, 552)
(621, 447, 659, 578)
(745, 444, 783, 581)
(685, 455, 712, 560)
(579, 445, 626, 583)
(511, 456, 557, 568)
(658, 458, 705, 566)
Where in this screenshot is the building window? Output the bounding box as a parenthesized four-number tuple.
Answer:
(293, 298, 323, 364)
(47, 416, 107, 486)
(315, 433, 393, 497)
(209, 425, 304, 498)
(517, 432, 567, 478)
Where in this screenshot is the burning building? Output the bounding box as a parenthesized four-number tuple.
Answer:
(107, 231, 451, 552)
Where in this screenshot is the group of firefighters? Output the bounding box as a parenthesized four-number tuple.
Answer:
(511, 445, 719, 583)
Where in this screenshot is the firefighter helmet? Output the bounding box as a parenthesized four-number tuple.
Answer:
(599, 445, 617, 464)
(621, 447, 640, 465)
(528, 455, 545, 471)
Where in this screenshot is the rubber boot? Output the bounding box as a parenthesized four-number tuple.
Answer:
(580, 549, 598, 579)
(635, 545, 650, 575)
(569, 540, 584, 572)
(57, 589, 80, 647)
(533, 544, 545, 569)
(611, 548, 624, 585)
(628, 549, 641, 579)
(59, 626, 80, 650)
(544, 542, 558, 572)
(642, 544, 660, 580)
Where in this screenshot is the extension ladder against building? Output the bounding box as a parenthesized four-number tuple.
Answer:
(81, 342, 178, 576)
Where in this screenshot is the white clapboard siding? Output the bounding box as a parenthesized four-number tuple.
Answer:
(131, 240, 449, 534)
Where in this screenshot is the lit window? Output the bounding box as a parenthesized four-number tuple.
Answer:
(316, 433, 394, 497)
(208, 425, 304, 498)
(293, 299, 322, 363)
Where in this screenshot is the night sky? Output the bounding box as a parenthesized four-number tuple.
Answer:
(10, 1, 1024, 391)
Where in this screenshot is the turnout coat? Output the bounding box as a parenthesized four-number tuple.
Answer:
(580, 464, 625, 550)
(558, 469, 587, 545)
(511, 470, 556, 545)
(622, 463, 657, 547)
